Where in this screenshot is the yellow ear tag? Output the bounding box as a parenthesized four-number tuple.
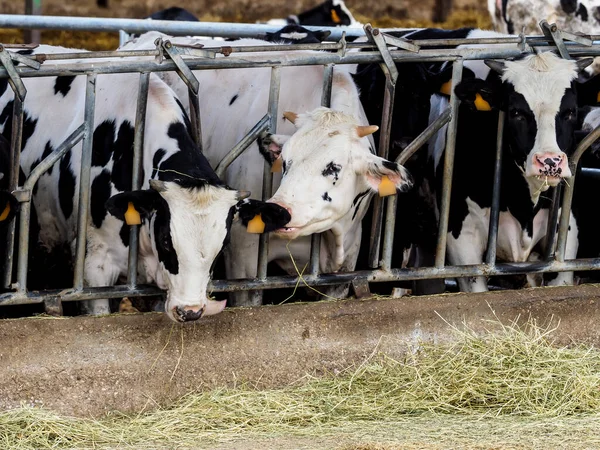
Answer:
(596, 90, 600, 103)
(124, 202, 141, 226)
(331, 9, 341, 23)
(0, 201, 10, 221)
(440, 80, 452, 95)
(247, 214, 265, 234)
(474, 93, 492, 111)
(378, 175, 396, 197)
(271, 158, 283, 173)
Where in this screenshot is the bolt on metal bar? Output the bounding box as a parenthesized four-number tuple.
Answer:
(485, 110, 505, 266)
(251, 66, 281, 306)
(366, 24, 399, 269)
(2, 96, 24, 289)
(15, 124, 86, 291)
(380, 107, 453, 271)
(540, 20, 571, 60)
(435, 59, 463, 268)
(309, 64, 334, 277)
(73, 74, 97, 290)
(215, 114, 271, 179)
(127, 72, 150, 288)
(0, 47, 27, 102)
(555, 123, 600, 262)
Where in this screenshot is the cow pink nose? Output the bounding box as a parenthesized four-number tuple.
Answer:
(173, 305, 204, 322)
(532, 152, 568, 177)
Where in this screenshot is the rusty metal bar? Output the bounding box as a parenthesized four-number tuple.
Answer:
(435, 59, 463, 268)
(485, 110, 505, 265)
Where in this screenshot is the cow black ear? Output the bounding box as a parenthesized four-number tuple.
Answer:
(0, 191, 19, 229)
(236, 199, 291, 233)
(454, 78, 501, 111)
(428, 63, 477, 98)
(577, 73, 600, 107)
(105, 190, 161, 224)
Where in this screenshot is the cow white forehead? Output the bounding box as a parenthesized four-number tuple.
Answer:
(502, 52, 578, 112)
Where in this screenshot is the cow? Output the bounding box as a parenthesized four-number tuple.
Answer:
(0, 44, 290, 321)
(120, 33, 410, 305)
(429, 32, 598, 292)
(264, 24, 332, 44)
(147, 7, 199, 22)
(488, 0, 600, 35)
(265, 0, 358, 28)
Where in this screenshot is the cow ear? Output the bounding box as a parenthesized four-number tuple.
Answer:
(257, 132, 290, 170)
(0, 191, 19, 229)
(577, 73, 600, 107)
(236, 199, 291, 233)
(359, 154, 413, 196)
(313, 30, 331, 42)
(454, 78, 501, 111)
(105, 190, 161, 224)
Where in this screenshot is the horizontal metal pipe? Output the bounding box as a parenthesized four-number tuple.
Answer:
(215, 114, 271, 179)
(0, 14, 364, 40)
(3, 257, 600, 306)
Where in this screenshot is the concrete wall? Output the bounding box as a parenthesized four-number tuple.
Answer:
(1, 285, 599, 417)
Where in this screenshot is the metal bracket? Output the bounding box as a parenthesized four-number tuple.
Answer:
(539, 20, 571, 60)
(10, 50, 41, 70)
(155, 38, 201, 95)
(352, 279, 371, 299)
(364, 23, 399, 84)
(382, 33, 420, 53)
(11, 188, 31, 202)
(0, 46, 27, 101)
(337, 31, 347, 58)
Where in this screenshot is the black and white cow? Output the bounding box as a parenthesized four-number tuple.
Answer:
(488, 0, 600, 35)
(430, 34, 598, 292)
(120, 33, 410, 305)
(0, 45, 290, 321)
(264, 24, 331, 44)
(266, 0, 359, 28)
(147, 7, 199, 22)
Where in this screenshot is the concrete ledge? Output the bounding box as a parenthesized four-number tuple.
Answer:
(1, 285, 600, 417)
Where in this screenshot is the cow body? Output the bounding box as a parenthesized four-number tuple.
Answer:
(430, 35, 591, 292)
(120, 33, 408, 304)
(0, 45, 289, 321)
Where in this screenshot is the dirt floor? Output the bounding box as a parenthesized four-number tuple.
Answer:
(0, 0, 493, 49)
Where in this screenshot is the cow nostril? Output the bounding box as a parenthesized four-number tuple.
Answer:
(175, 305, 204, 322)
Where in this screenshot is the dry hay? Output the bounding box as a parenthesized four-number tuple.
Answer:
(1, 318, 600, 449)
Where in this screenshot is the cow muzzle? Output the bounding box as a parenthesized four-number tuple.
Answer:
(169, 299, 227, 323)
(528, 151, 571, 185)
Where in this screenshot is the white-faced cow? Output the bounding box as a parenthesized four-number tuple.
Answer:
(0, 45, 290, 321)
(120, 33, 410, 304)
(430, 39, 597, 292)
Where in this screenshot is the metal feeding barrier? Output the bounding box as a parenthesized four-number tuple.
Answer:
(1, 16, 600, 314)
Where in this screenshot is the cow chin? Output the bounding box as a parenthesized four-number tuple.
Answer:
(274, 218, 331, 240)
(165, 298, 227, 323)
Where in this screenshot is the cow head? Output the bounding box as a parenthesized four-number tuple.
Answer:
(296, 0, 355, 27)
(259, 107, 412, 240)
(106, 181, 289, 323)
(454, 53, 593, 195)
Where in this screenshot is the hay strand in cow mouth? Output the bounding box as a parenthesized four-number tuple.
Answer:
(3, 317, 600, 449)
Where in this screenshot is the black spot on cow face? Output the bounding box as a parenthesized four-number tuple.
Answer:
(90, 169, 112, 228)
(577, 3, 589, 21)
(119, 222, 130, 247)
(322, 161, 341, 183)
(58, 150, 76, 220)
(282, 159, 292, 176)
(54, 76, 76, 97)
(561, 0, 578, 14)
(111, 121, 136, 192)
(505, 86, 537, 168)
(322, 192, 332, 202)
(152, 195, 179, 275)
(92, 120, 116, 167)
(352, 189, 370, 220)
(229, 94, 238, 106)
(556, 87, 578, 154)
(152, 148, 167, 179)
(158, 122, 223, 188)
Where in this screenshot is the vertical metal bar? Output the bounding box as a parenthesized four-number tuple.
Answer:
(24, 0, 41, 45)
(251, 66, 281, 306)
(3, 97, 24, 289)
(73, 74, 97, 290)
(127, 72, 149, 287)
(381, 193, 397, 271)
(368, 70, 396, 268)
(435, 59, 463, 268)
(188, 88, 203, 150)
(485, 110, 505, 265)
(543, 184, 562, 260)
(309, 64, 334, 276)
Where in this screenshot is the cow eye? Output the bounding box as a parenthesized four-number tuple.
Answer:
(510, 109, 526, 120)
(562, 109, 576, 121)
